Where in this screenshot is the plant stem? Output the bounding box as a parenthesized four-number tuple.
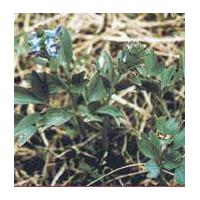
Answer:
(101, 91, 113, 150)
(102, 116, 110, 151)
(57, 66, 83, 134)
(87, 163, 145, 186)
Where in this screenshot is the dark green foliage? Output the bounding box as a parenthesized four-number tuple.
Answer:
(117, 43, 146, 74)
(38, 108, 74, 129)
(160, 66, 176, 89)
(31, 71, 49, 104)
(138, 117, 185, 185)
(86, 73, 108, 103)
(140, 49, 158, 78)
(59, 27, 73, 67)
(77, 105, 102, 123)
(14, 26, 184, 186)
(174, 160, 185, 185)
(15, 126, 38, 147)
(14, 113, 41, 146)
(145, 160, 160, 178)
(96, 51, 118, 91)
(95, 105, 124, 118)
(156, 117, 181, 135)
(138, 133, 162, 160)
(14, 86, 45, 104)
(14, 113, 41, 135)
(172, 129, 185, 150)
(31, 72, 66, 94)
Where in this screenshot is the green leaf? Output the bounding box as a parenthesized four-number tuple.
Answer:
(95, 105, 124, 118)
(14, 31, 29, 56)
(148, 133, 162, 152)
(84, 115, 103, 123)
(16, 125, 38, 146)
(14, 114, 24, 128)
(30, 71, 49, 104)
(86, 73, 107, 103)
(28, 73, 66, 94)
(145, 160, 160, 178)
(161, 66, 176, 89)
(49, 57, 60, 71)
(130, 76, 142, 86)
(15, 113, 41, 137)
(78, 160, 100, 179)
(172, 129, 185, 150)
(14, 86, 44, 105)
(138, 134, 161, 159)
(117, 43, 146, 74)
(70, 84, 85, 95)
(39, 108, 74, 129)
(175, 160, 185, 185)
(163, 150, 182, 170)
(77, 105, 90, 117)
(156, 117, 181, 135)
(179, 49, 185, 72)
(172, 50, 184, 83)
(33, 57, 49, 66)
(77, 105, 102, 123)
(97, 51, 116, 84)
(59, 27, 73, 66)
(163, 161, 179, 170)
(140, 49, 157, 77)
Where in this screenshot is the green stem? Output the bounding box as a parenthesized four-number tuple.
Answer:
(57, 66, 83, 134)
(102, 116, 110, 151)
(101, 88, 113, 151)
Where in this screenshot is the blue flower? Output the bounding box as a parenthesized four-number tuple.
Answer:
(28, 26, 63, 58)
(45, 37, 59, 57)
(28, 33, 41, 53)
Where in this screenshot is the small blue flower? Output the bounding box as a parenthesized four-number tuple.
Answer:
(28, 33, 41, 53)
(45, 37, 59, 57)
(28, 26, 63, 58)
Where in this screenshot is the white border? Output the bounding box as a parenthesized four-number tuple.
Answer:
(1, 0, 200, 200)
(13, 0, 186, 13)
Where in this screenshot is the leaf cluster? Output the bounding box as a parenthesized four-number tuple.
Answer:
(14, 26, 185, 185)
(138, 117, 185, 185)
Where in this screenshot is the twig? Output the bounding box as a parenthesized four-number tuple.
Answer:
(142, 91, 153, 112)
(162, 169, 174, 176)
(106, 170, 147, 185)
(50, 163, 66, 186)
(102, 35, 184, 44)
(42, 152, 50, 178)
(55, 135, 97, 159)
(15, 14, 68, 36)
(111, 94, 150, 117)
(75, 135, 97, 148)
(155, 50, 180, 59)
(15, 180, 31, 186)
(40, 128, 49, 147)
(54, 149, 72, 159)
(87, 163, 144, 186)
(134, 19, 184, 28)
